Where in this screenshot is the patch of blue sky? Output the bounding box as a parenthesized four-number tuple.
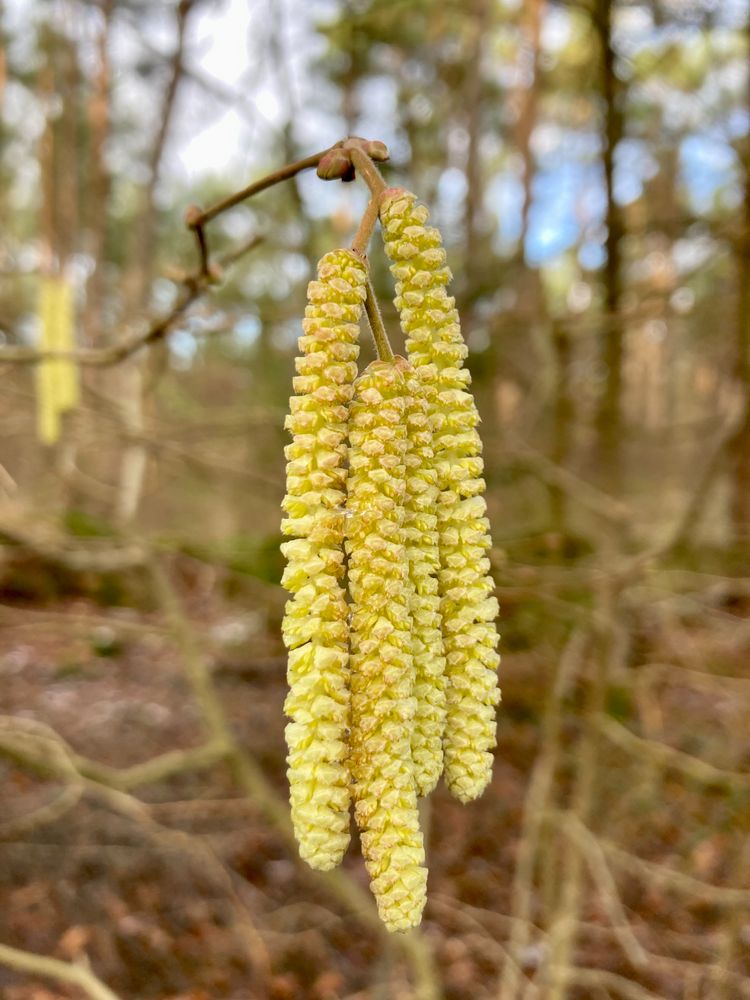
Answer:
(615, 138, 659, 204)
(680, 133, 739, 212)
(234, 314, 262, 347)
(525, 161, 589, 265)
(486, 172, 524, 252)
(726, 107, 750, 140)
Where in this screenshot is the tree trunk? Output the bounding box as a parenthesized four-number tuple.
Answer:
(463, 0, 488, 304)
(728, 17, 750, 551)
(592, 0, 625, 489)
(82, 0, 113, 347)
(115, 0, 195, 527)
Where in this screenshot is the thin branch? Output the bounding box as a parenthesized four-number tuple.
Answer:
(351, 197, 381, 256)
(498, 628, 587, 1000)
(0, 523, 150, 572)
(640, 660, 750, 696)
(0, 943, 121, 1000)
(0, 236, 262, 367)
(75, 739, 228, 791)
(597, 715, 750, 790)
(0, 781, 83, 839)
(561, 813, 648, 969)
(0, 718, 271, 984)
(546, 579, 628, 1000)
(599, 837, 750, 908)
(506, 442, 633, 529)
(363, 275, 395, 362)
(350, 145, 387, 198)
(565, 968, 664, 1000)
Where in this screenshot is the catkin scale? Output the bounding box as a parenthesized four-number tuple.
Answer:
(379, 189, 501, 803)
(280, 249, 366, 870)
(346, 360, 428, 932)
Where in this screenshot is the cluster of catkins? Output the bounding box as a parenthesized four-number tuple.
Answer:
(280, 187, 501, 932)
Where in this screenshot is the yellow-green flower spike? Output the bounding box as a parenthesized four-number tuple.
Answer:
(394, 356, 446, 796)
(346, 359, 427, 931)
(380, 189, 501, 803)
(281, 249, 366, 870)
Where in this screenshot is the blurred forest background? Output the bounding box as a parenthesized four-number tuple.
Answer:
(1, 0, 750, 998)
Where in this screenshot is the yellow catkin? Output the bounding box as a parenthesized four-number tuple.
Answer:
(346, 359, 427, 931)
(35, 276, 79, 445)
(54, 278, 79, 412)
(394, 356, 446, 796)
(380, 188, 501, 803)
(280, 249, 366, 870)
(36, 278, 60, 445)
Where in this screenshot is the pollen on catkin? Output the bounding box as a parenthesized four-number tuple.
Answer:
(394, 356, 446, 797)
(280, 249, 366, 870)
(346, 359, 428, 932)
(380, 189, 501, 803)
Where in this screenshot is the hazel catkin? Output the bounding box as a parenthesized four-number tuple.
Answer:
(280, 249, 366, 870)
(395, 356, 446, 797)
(379, 189, 501, 803)
(346, 359, 427, 932)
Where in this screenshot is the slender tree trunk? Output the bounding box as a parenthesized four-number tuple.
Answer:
(592, 0, 625, 488)
(550, 321, 573, 532)
(82, 0, 113, 347)
(463, 0, 488, 298)
(114, 6, 190, 527)
(728, 17, 750, 551)
(516, 0, 545, 241)
(115, 0, 195, 527)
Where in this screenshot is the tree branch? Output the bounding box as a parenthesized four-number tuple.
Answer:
(0, 236, 262, 367)
(597, 714, 750, 791)
(0, 943, 121, 1000)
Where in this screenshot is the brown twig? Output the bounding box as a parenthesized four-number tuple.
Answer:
(351, 197, 381, 256)
(184, 148, 329, 275)
(545, 578, 628, 1000)
(349, 144, 388, 198)
(598, 836, 750, 908)
(498, 628, 588, 1000)
(0, 717, 271, 986)
(0, 236, 262, 367)
(187, 148, 334, 230)
(1, 139, 390, 368)
(363, 275, 395, 362)
(560, 813, 648, 969)
(596, 715, 750, 790)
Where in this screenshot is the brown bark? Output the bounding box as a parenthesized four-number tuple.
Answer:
(463, 0, 488, 288)
(516, 0, 545, 241)
(592, 0, 625, 487)
(728, 19, 750, 549)
(128, 0, 195, 313)
(56, 31, 80, 266)
(550, 321, 574, 532)
(38, 58, 56, 276)
(82, 0, 114, 345)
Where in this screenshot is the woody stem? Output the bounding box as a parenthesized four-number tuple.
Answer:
(350, 147, 387, 199)
(364, 275, 394, 363)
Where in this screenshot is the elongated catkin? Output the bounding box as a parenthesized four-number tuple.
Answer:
(395, 356, 446, 796)
(281, 249, 366, 869)
(380, 189, 501, 803)
(346, 359, 427, 931)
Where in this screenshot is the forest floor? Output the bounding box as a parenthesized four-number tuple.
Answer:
(1, 567, 749, 1000)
